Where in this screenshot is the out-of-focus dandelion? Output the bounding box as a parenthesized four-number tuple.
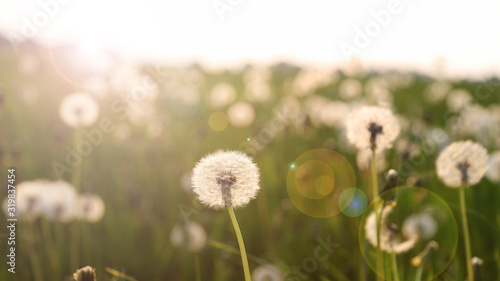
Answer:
(436, 140, 489, 187)
(2, 180, 45, 220)
(346, 106, 400, 152)
(339, 78, 362, 100)
(192, 150, 260, 209)
(227, 102, 255, 128)
(43, 181, 77, 223)
(486, 151, 500, 183)
(423, 81, 451, 104)
(436, 140, 489, 281)
(192, 150, 261, 281)
(59, 92, 99, 128)
(402, 212, 438, 240)
(244, 80, 271, 103)
(77, 194, 105, 223)
(446, 89, 472, 113)
(365, 202, 418, 254)
(73, 266, 96, 281)
(170, 222, 207, 252)
(252, 264, 283, 281)
(320, 101, 350, 129)
(209, 83, 237, 109)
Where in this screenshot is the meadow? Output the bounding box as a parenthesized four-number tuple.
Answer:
(1, 45, 500, 281)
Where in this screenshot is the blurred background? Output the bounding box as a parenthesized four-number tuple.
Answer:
(0, 0, 499, 280)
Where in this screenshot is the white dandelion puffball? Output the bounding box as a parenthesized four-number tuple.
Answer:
(252, 264, 283, 281)
(244, 79, 271, 102)
(365, 204, 418, 254)
(436, 140, 489, 187)
(402, 212, 438, 240)
(192, 150, 260, 209)
(170, 222, 207, 252)
(42, 181, 77, 223)
(320, 101, 350, 129)
(209, 83, 237, 109)
(77, 194, 105, 223)
(446, 89, 472, 113)
(346, 106, 400, 151)
(486, 151, 500, 183)
(227, 102, 255, 128)
(2, 181, 46, 220)
(59, 92, 99, 128)
(339, 78, 362, 100)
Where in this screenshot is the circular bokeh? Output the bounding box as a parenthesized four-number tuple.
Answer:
(286, 149, 356, 218)
(338, 187, 368, 217)
(359, 186, 458, 280)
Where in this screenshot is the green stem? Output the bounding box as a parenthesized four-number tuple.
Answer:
(391, 252, 400, 281)
(195, 253, 201, 281)
(415, 264, 423, 281)
(71, 128, 82, 271)
(371, 149, 383, 281)
(459, 187, 474, 281)
(227, 207, 251, 281)
(41, 219, 61, 277)
(25, 221, 44, 281)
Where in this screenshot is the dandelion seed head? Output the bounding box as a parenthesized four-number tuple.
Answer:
(402, 212, 438, 240)
(209, 83, 237, 109)
(252, 264, 283, 281)
(77, 194, 105, 223)
(346, 106, 400, 151)
(436, 140, 489, 187)
(446, 89, 472, 113)
(59, 92, 99, 128)
(227, 102, 255, 128)
(192, 150, 260, 209)
(244, 80, 271, 103)
(339, 78, 362, 100)
(2, 181, 46, 220)
(486, 151, 500, 183)
(170, 222, 207, 252)
(320, 101, 350, 129)
(365, 203, 418, 254)
(42, 181, 77, 223)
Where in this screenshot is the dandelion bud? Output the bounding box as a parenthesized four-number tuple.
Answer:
(346, 106, 400, 152)
(73, 266, 96, 281)
(382, 169, 399, 193)
(410, 241, 439, 267)
(436, 140, 489, 187)
(191, 150, 260, 209)
(472, 257, 484, 281)
(59, 92, 99, 128)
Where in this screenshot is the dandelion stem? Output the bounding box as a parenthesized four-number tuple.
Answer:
(195, 253, 201, 281)
(71, 128, 82, 271)
(371, 149, 383, 281)
(415, 264, 423, 281)
(459, 187, 474, 281)
(227, 207, 252, 281)
(391, 252, 400, 281)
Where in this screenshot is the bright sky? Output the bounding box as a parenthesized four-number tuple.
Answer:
(1, 0, 499, 78)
